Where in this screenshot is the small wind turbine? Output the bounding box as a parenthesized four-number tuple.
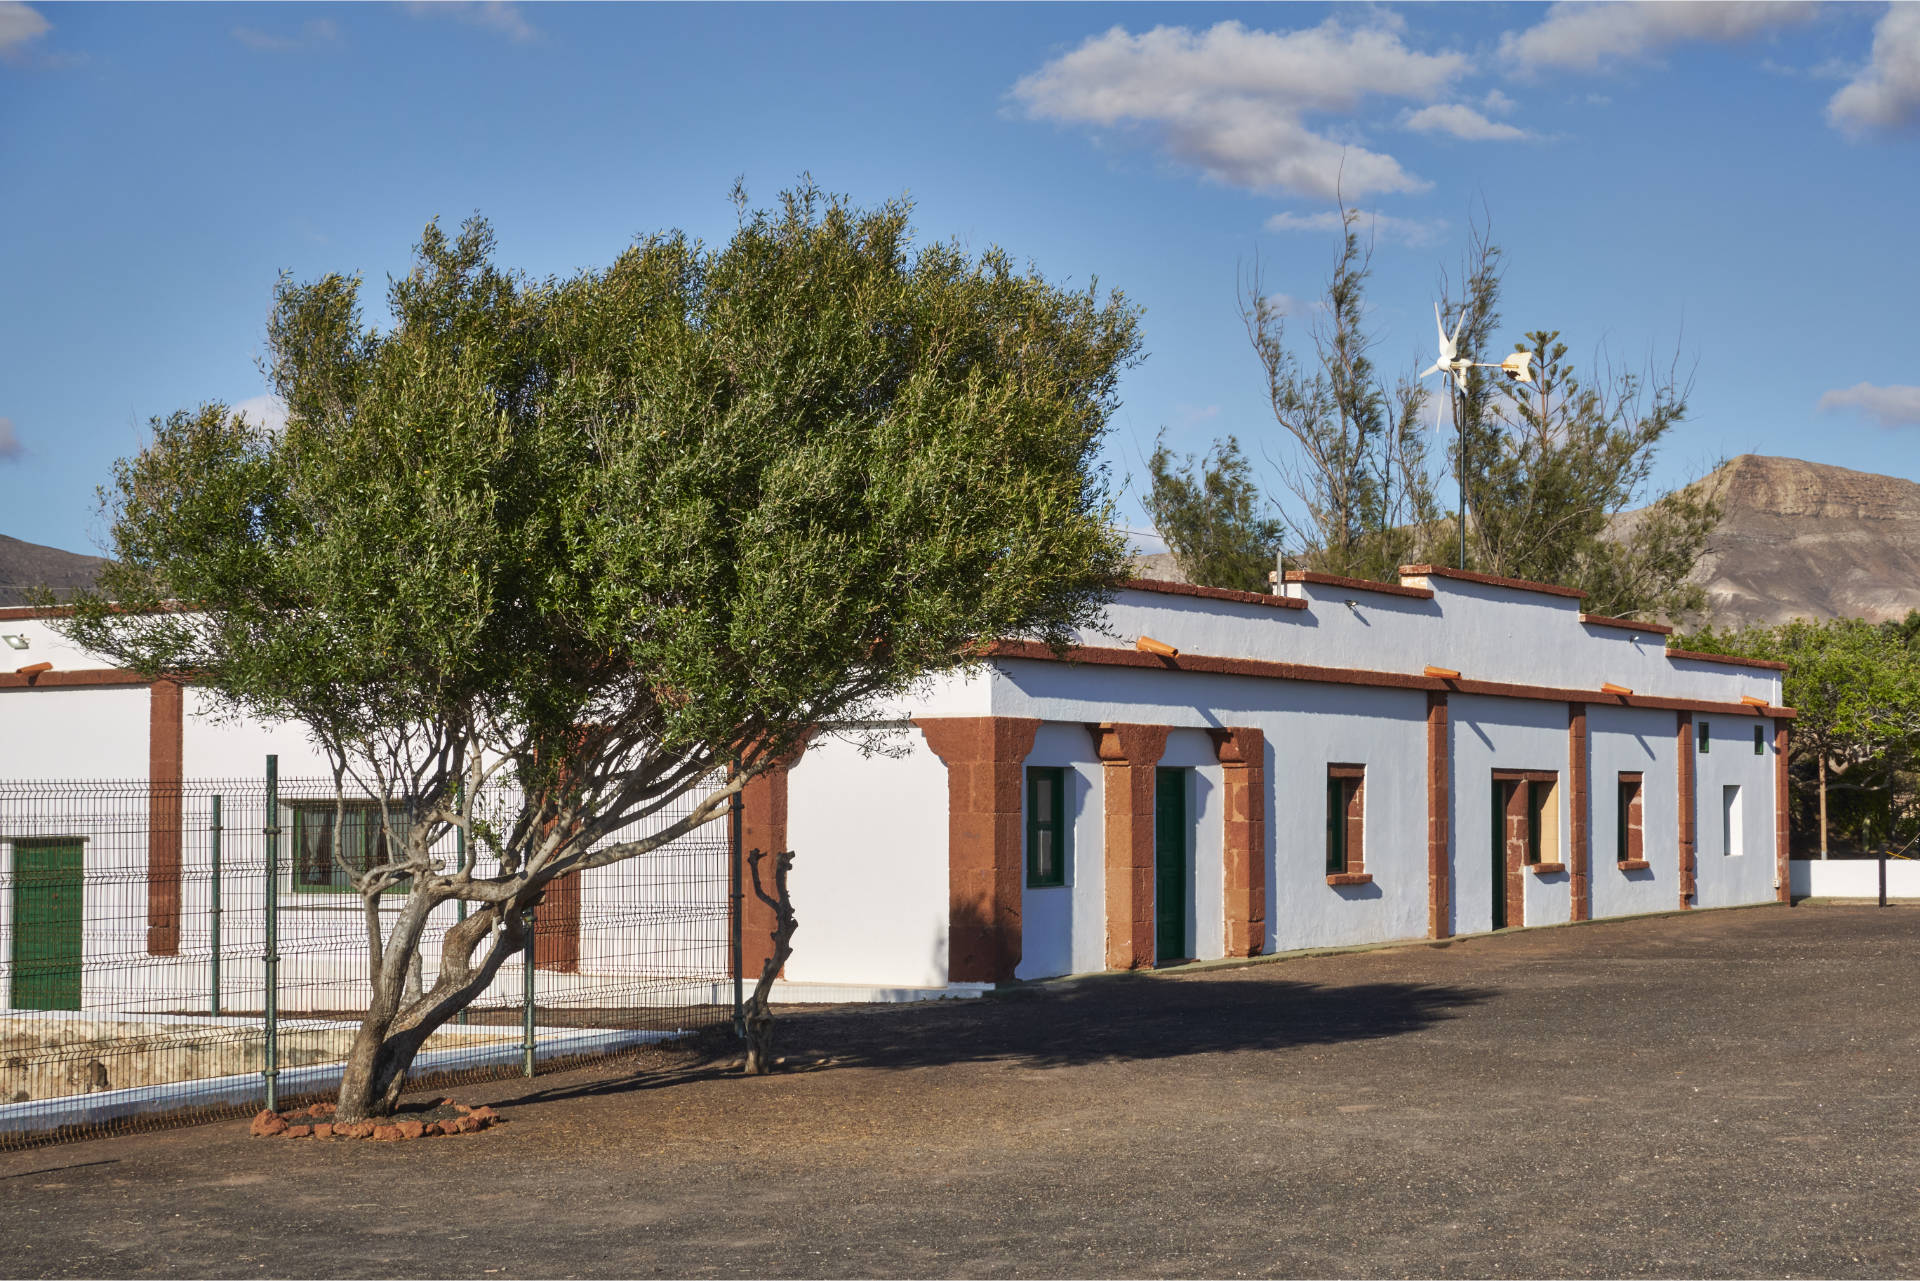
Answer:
(1421, 301, 1534, 569)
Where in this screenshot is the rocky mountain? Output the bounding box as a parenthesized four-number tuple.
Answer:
(1666, 454, 1920, 629)
(0, 534, 105, 606)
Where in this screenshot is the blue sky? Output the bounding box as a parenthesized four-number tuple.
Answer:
(3, 1, 1918, 558)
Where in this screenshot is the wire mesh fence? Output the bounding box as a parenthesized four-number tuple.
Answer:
(0, 762, 738, 1148)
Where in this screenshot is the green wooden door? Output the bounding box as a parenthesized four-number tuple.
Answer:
(11, 839, 84, 1010)
(1154, 768, 1188, 963)
(1490, 782, 1509, 930)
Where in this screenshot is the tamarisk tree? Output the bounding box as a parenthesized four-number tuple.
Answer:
(59, 187, 1140, 1120)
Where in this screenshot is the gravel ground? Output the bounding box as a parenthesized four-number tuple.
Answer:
(2, 903, 1917, 1279)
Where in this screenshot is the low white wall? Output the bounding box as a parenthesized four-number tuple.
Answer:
(1791, 859, 1920, 898)
(783, 728, 951, 988)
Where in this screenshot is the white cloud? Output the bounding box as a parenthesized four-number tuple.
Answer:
(1012, 19, 1468, 200)
(232, 19, 340, 52)
(1401, 103, 1533, 141)
(1482, 88, 1517, 114)
(0, 417, 20, 461)
(404, 1, 535, 43)
(1828, 3, 1920, 134)
(1817, 382, 1920, 428)
(0, 1, 48, 53)
(1265, 208, 1445, 247)
(231, 395, 290, 436)
(1499, 1, 1820, 73)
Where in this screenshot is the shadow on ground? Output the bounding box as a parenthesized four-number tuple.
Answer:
(491, 973, 1493, 1109)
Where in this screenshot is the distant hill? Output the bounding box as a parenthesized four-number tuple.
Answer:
(1655, 454, 1920, 629)
(0, 534, 105, 606)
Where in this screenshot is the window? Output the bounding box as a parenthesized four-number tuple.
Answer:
(1326, 765, 1366, 877)
(1617, 773, 1645, 865)
(1754, 724, 1765, 755)
(289, 801, 410, 895)
(1698, 720, 1711, 753)
(1723, 784, 1743, 856)
(1026, 767, 1067, 888)
(1525, 779, 1559, 866)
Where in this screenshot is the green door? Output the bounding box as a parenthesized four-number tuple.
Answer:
(1154, 768, 1188, 963)
(1490, 781, 1509, 930)
(11, 838, 84, 1010)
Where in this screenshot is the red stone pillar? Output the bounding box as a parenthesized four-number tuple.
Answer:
(915, 717, 1041, 983)
(1569, 702, 1591, 923)
(1088, 723, 1169, 971)
(1209, 727, 1266, 958)
(1677, 711, 1696, 909)
(733, 738, 810, 978)
(1427, 692, 1451, 940)
(147, 679, 183, 956)
(1774, 720, 1791, 903)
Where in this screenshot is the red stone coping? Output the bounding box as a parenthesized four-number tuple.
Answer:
(982, 639, 1797, 719)
(1398, 565, 1587, 600)
(1284, 570, 1435, 601)
(1326, 872, 1375, 887)
(1117, 578, 1307, 610)
(1527, 862, 1568, 875)
(0, 668, 156, 690)
(1664, 646, 1789, 672)
(1580, 612, 1675, 636)
(1617, 859, 1652, 872)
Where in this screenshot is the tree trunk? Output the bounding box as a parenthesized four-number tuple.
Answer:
(742, 849, 798, 1077)
(332, 896, 526, 1122)
(1819, 753, 1829, 860)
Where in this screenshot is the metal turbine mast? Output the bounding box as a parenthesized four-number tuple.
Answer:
(1419, 302, 1534, 571)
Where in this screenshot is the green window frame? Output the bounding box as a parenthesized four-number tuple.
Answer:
(289, 801, 410, 895)
(1754, 724, 1765, 755)
(1698, 720, 1711, 753)
(1326, 767, 1364, 875)
(1326, 776, 1347, 874)
(1026, 768, 1068, 889)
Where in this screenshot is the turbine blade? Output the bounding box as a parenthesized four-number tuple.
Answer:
(1420, 360, 1446, 379)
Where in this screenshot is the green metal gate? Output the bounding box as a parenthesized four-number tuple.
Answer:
(10, 837, 84, 1010)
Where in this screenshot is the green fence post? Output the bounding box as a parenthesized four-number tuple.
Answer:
(522, 900, 536, 1077)
(262, 756, 280, 1112)
(209, 794, 222, 1018)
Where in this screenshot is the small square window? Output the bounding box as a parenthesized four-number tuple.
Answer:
(289, 801, 410, 895)
(1026, 768, 1068, 888)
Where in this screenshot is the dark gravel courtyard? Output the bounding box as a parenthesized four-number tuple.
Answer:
(3, 903, 1917, 1279)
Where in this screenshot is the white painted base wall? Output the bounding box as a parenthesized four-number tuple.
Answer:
(1791, 859, 1920, 898)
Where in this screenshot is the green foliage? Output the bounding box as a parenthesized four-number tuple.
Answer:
(55, 187, 1141, 1110)
(1236, 208, 1442, 580)
(1439, 228, 1718, 622)
(1677, 617, 1920, 851)
(1142, 434, 1283, 594)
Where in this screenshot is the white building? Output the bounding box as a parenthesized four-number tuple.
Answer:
(0, 564, 1792, 1009)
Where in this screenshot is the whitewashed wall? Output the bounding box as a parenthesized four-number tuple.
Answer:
(1448, 694, 1575, 935)
(783, 728, 950, 989)
(1016, 723, 1104, 980)
(1587, 703, 1681, 920)
(1693, 714, 1784, 908)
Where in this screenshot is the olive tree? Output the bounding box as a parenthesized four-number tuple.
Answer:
(59, 187, 1140, 1121)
